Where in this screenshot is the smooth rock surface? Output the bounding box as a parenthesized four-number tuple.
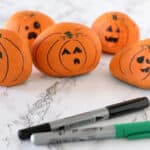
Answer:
(0, 0, 150, 149)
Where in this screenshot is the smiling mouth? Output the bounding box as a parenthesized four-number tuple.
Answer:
(105, 36, 119, 43)
(141, 67, 150, 73)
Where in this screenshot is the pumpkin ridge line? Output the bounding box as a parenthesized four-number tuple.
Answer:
(0, 42, 9, 83)
(72, 39, 87, 71)
(17, 24, 21, 32)
(17, 14, 32, 32)
(142, 72, 150, 80)
(3, 37, 24, 82)
(34, 32, 62, 66)
(119, 50, 127, 75)
(47, 40, 61, 75)
(81, 35, 99, 70)
(129, 49, 144, 74)
(119, 21, 129, 50)
(59, 40, 74, 73)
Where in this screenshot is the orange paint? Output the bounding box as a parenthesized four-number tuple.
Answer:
(5, 10, 54, 49)
(92, 12, 140, 54)
(110, 39, 150, 89)
(0, 29, 32, 86)
(31, 22, 102, 77)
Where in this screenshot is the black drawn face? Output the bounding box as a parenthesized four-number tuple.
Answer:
(62, 47, 82, 65)
(130, 45, 150, 81)
(25, 21, 41, 40)
(136, 56, 150, 73)
(60, 40, 87, 72)
(101, 21, 128, 51)
(105, 25, 120, 43)
(19, 19, 42, 47)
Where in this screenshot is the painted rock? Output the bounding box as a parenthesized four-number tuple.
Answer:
(0, 29, 32, 86)
(5, 10, 54, 49)
(92, 11, 140, 54)
(110, 39, 150, 89)
(31, 22, 102, 77)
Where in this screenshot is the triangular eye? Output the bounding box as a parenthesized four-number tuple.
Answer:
(62, 48, 71, 55)
(106, 26, 112, 32)
(116, 28, 120, 33)
(137, 56, 144, 63)
(0, 51, 2, 59)
(73, 47, 82, 54)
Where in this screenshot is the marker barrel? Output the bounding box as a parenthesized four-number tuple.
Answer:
(31, 126, 115, 145)
(18, 97, 149, 140)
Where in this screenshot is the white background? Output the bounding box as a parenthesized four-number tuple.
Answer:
(0, 0, 150, 150)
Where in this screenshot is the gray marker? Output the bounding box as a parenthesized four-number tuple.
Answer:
(31, 126, 115, 145)
(31, 121, 150, 145)
(18, 97, 149, 140)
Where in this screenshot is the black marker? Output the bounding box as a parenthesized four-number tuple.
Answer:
(18, 97, 149, 140)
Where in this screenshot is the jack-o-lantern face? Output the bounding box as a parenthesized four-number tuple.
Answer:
(0, 29, 32, 86)
(129, 45, 150, 80)
(103, 17, 128, 50)
(105, 25, 120, 43)
(92, 12, 140, 54)
(110, 39, 150, 89)
(60, 39, 87, 72)
(19, 18, 41, 46)
(5, 10, 54, 49)
(31, 23, 102, 77)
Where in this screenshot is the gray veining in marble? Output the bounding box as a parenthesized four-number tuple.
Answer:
(0, 0, 150, 150)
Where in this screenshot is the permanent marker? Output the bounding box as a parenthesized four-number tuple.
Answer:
(18, 97, 149, 140)
(31, 121, 150, 145)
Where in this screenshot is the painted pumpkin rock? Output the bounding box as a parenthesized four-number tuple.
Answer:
(31, 22, 102, 77)
(5, 10, 54, 49)
(110, 39, 150, 89)
(92, 12, 140, 54)
(0, 29, 32, 86)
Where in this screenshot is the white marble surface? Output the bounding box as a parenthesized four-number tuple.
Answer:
(0, 0, 150, 149)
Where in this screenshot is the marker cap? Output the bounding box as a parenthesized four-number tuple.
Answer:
(106, 97, 149, 118)
(115, 121, 150, 140)
(18, 123, 51, 140)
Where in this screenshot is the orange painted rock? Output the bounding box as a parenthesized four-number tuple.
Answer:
(0, 29, 32, 86)
(110, 39, 150, 89)
(92, 12, 140, 54)
(5, 10, 54, 49)
(31, 22, 102, 77)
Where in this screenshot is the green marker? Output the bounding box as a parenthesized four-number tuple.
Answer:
(31, 121, 150, 145)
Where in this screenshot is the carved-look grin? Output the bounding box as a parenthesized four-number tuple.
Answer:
(141, 67, 150, 73)
(105, 36, 119, 43)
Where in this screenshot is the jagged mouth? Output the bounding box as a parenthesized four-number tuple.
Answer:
(74, 58, 80, 64)
(141, 67, 150, 73)
(105, 36, 119, 43)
